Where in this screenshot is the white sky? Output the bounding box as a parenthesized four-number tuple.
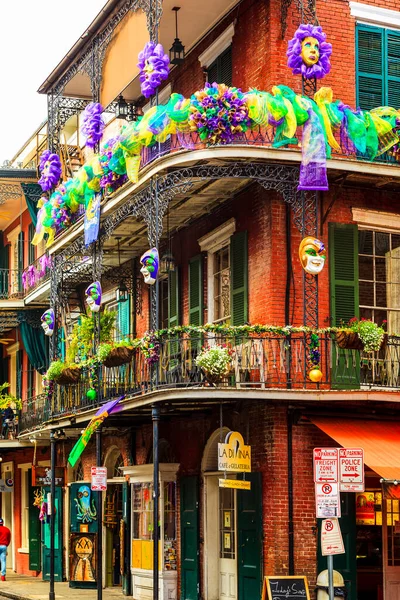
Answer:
(0, 0, 106, 164)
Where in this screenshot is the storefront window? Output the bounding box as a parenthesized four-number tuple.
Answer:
(220, 487, 235, 559)
(356, 490, 383, 569)
(387, 499, 400, 566)
(133, 483, 154, 541)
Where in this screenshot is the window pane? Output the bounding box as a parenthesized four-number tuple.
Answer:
(375, 258, 387, 282)
(359, 230, 373, 255)
(360, 281, 374, 307)
(375, 232, 390, 256)
(375, 283, 387, 308)
(359, 255, 373, 280)
(213, 245, 231, 323)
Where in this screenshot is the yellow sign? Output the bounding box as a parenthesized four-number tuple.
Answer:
(218, 431, 251, 472)
(219, 479, 251, 490)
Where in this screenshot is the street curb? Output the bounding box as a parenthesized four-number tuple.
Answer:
(0, 590, 32, 600)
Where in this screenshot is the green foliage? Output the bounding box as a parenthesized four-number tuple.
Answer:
(46, 360, 66, 381)
(0, 382, 22, 410)
(345, 318, 385, 353)
(195, 345, 232, 377)
(97, 343, 113, 362)
(67, 310, 117, 362)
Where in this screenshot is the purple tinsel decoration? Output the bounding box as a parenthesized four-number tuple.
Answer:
(138, 42, 170, 98)
(38, 254, 51, 277)
(81, 102, 105, 148)
(38, 150, 62, 192)
(287, 24, 332, 80)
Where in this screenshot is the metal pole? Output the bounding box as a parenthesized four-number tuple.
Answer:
(327, 555, 334, 600)
(152, 406, 160, 600)
(96, 426, 103, 600)
(49, 431, 56, 600)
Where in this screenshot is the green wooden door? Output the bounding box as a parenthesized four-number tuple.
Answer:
(237, 472, 263, 600)
(42, 486, 63, 581)
(28, 471, 41, 572)
(180, 476, 199, 600)
(329, 223, 360, 389)
(318, 493, 357, 600)
(122, 481, 131, 596)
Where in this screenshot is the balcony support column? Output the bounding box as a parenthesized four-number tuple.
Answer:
(152, 405, 161, 600)
(49, 430, 56, 600)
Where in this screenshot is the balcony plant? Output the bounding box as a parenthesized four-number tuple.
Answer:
(45, 360, 81, 385)
(335, 318, 386, 353)
(97, 338, 135, 368)
(0, 382, 22, 410)
(195, 345, 233, 384)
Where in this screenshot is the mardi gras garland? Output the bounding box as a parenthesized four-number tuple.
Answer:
(32, 82, 400, 248)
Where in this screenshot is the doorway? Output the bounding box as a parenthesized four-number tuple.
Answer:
(42, 486, 63, 581)
(104, 484, 123, 587)
(383, 496, 400, 600)
(1, 462, 14, 571)
(202, 429, 262, 600)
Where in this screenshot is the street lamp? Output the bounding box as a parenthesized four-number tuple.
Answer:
(116, 95, 129, 120)
(116, 238, 129, 303)
(169, 7, 185, 65)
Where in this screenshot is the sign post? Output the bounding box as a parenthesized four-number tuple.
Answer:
(327, 555, 334, 600)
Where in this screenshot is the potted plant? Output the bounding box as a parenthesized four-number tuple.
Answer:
(97, 338, 135, 368)
(0, 382, 22, 410)
(335, 318, 385, 353)
(195, 345, 233, 384)
(45, 360, 81, 385)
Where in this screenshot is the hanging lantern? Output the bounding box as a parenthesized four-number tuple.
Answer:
(116, 95, 129, 120)
(116, 281, 129, 303)
(169, 7, 185, 65)
(160, 252, 176, 275)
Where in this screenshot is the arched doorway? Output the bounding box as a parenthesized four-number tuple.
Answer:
(201, 428, 262, 600)
(103, 447, 125, 587)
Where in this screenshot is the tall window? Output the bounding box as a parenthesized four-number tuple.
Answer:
(28, 224, 35, 265)
(356, 25, 400, 110)
(213, 245, 231, 324)
(27, 361, 35, 399)
(21, 467, 30, 550)
(207, 46, 232, 86)
(358, 229, 400, 332)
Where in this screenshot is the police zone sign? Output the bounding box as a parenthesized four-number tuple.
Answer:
(339, 448, 364, 492)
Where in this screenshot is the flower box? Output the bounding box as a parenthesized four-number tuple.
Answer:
(103, 346, 134, 368)
(55, 367, 81, 385)
(335, 330, 364, 351)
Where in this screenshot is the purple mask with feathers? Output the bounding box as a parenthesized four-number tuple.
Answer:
(81, 103, 105, 148)
(287, 24, 332, 80)
(38, 150, 62, 192)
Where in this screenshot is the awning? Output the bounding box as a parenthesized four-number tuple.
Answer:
(310, 417, 400, 481)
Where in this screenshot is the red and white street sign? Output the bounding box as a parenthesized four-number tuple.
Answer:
(339, 448, 364, 492)
(315, 482, 341, 518)
(321, 518, 345, 556)
(91, 466, 107, 491)
(313, 448, 338, 483)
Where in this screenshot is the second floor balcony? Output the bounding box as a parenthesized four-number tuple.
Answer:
(18, 330, 400, 435)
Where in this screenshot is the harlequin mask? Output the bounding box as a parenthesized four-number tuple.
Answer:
(85, 281, 102, 312)
(299, 237, 326, 275)
(41, 309, 55, 336)
(140, 248, 159, 285)
(301, 36, 320, 66)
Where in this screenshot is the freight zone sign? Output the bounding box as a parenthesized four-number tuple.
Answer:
(339, 448, 364, 492)
(313, 448, 338, 483)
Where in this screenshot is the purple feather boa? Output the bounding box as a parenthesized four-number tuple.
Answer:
(38, 150, 62, 192)
(138, 42, 170, 98)
(287, 24, 332, 80)
(81, 102, 105, 148)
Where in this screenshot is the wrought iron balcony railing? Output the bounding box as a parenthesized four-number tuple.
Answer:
(22, 254, 52, 295)
(18, 333, 400, 435)
(0, 269, 24, 299)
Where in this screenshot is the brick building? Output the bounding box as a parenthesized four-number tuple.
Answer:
(1, 1, 400, 600)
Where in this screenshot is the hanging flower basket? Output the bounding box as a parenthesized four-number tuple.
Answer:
(103, 346, 134, 368)
(55, 367, 81, 385)
(335, 330, 364, 351)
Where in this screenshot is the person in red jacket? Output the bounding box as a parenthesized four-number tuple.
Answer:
(0, 519, 11, 581)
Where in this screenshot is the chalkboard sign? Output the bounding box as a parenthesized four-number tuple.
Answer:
(262, 576, 310, 600)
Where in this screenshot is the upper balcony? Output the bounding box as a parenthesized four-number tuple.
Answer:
(18, 329, 400, 435)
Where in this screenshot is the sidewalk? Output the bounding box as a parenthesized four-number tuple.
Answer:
(0, 572, 124, 600)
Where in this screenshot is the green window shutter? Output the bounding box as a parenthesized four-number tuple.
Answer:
(28, 224, 35, 265)
(386, 30, 400, 107)
(118, 297, 131, 339)
(189, 256, 203, 326)
(230, 231, 248, 326)
(28, 470, 42, 572)
(219, 46, 232, 86)
(18, 231, 24, 292)
(16, 349, 23, 399)
(329, 223, 360, 390)
(356, 25, 384, 110)
(329, 223, 359, 326)
(168, 268, 180, 328)
(57, 327, 66, 362)
(207, 59, 218, 84)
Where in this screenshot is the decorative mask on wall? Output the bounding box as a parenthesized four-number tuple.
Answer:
(299, 237, 326, 275)
(41, 309, 55, 336)
(140, 248, 159, 285)
(85, 281, 102, 312)
(287, 24, 332, 79)
(74, 485, 97, 524)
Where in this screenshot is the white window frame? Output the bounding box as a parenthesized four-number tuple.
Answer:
(18, 463, 31, 553)
(198, 219, 236, 323)
(198, 23, 235, 68)
(350, 2, 400, 30)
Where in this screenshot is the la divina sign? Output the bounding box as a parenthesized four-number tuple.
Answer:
(218, 432, 251, 472)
